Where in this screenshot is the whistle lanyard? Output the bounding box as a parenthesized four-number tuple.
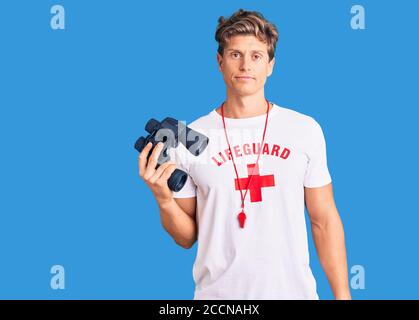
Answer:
(220, 99, 271, 228)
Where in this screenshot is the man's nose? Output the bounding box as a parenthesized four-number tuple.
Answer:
(239, 54, 252, 71)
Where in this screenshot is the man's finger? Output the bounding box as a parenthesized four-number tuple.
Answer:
(144, 142, 165, 179)
(138, 142, 153, 177)
(148, 161, 176, 184)
(157, 164, 178, 185)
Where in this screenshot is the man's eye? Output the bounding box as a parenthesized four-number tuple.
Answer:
(253, 54, 262, 60)
(231, 52, 241, 58)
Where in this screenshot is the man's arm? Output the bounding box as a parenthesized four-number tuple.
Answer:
(159, 197, 197, 249)
(138, 141, 197, 249)
(305, 183, 351, 300)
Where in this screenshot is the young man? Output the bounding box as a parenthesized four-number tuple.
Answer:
(138, 9, 351, 300)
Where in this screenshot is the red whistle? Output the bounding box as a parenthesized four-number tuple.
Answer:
(238, 211, 247, 228)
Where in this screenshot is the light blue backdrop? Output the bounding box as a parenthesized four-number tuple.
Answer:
(0, 0, 418, 299)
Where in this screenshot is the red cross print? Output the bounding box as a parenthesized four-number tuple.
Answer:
(234, 163, 276, 202)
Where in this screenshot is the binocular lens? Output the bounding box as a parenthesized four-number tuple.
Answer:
(167, 169, 188, 192)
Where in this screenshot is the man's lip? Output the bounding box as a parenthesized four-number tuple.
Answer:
(235, 76, 254, 79)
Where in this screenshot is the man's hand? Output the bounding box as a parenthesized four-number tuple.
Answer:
(138, 141, 197, 249)
(138, 142, 178, 205)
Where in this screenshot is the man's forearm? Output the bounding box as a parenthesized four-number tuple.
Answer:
(311, 210, 351, 299)
(158, 198, 197, 249)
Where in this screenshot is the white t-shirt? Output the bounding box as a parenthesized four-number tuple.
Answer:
(171, 103, 332, 300)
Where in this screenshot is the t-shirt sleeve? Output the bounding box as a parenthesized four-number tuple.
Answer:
(303, 119, 332, 188)
(171, 145, 197, 198)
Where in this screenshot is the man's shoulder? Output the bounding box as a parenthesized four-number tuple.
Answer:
(185, 109, 216, 130)
(274, 104, 321, 129)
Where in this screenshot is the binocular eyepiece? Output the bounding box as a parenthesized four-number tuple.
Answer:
(134, 117, 209, 192)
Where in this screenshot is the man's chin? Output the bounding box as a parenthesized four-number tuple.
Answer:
(235, 90, 259, 97)
(231, 86, 258, 95)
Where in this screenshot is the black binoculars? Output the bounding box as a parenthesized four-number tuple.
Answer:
(134, 117, 209, 192)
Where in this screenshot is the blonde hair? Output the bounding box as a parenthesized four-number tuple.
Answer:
(215, 9, 279, 62)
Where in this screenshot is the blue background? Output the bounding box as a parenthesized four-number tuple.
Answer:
(0, 0, 418, 299)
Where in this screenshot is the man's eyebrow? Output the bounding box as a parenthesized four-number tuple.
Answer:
(225, 49, 266, 55)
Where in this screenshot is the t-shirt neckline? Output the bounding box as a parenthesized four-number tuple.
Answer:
(210, 102, 280, 126)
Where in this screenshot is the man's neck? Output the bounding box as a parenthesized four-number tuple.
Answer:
(216, 92, 272, 119)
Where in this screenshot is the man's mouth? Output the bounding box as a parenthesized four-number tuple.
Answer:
(235, 76, 254, 80)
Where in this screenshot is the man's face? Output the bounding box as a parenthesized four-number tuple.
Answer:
(217, 35, 275, 97)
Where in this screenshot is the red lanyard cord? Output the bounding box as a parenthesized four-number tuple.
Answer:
(221, 99, 271, 227)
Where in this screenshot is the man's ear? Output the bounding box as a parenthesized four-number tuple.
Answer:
(217, 52, 223, 72)
(267, 57, 275, 77)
